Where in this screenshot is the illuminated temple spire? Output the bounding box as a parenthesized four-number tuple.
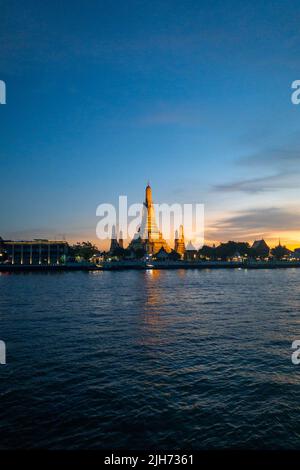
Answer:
(130, 183, 171, 254)
(175, 224, 185, 258)
(142, 183, 160, 241)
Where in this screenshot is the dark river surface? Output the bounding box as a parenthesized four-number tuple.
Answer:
(1, 269, 300, 449)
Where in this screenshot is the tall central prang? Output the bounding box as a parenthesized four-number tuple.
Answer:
(129, 184, 171, 254)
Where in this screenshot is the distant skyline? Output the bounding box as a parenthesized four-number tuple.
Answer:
(1, 0, 300, 248)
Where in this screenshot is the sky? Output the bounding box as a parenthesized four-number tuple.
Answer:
(1, 0, 300, 249)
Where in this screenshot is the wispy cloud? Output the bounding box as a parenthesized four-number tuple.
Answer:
(207, 207, 300, 242)
(213, 171, 299, 194)
(213, 136, 300, 194)
(239, 146, 300, 169)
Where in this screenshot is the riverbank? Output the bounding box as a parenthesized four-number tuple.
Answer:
(2, 260, 300, 272)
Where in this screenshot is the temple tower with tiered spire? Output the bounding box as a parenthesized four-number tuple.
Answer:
(174, 225, 185, 258)
(129, 183, 171, 254)
(109, 225, 119, 253)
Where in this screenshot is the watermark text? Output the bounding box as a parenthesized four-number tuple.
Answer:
(0, 80, 6, 104)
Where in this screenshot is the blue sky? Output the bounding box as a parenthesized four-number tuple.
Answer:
(1, 0, 300, 247)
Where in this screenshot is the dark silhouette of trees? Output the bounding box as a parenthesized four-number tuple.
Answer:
(199, 241, 254, 260)
(215, 241, 252, 260)
(111, 246, 127, 258)
(168, 249, 181, 261)
(134, 248, 146, 259)
(0, 237, 8, 263)
(198, 245, 216, 260)
(69, 241, 99, 261)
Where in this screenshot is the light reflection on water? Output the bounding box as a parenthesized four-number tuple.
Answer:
(0, 269, 300, 449)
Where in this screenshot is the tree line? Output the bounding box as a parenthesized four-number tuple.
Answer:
(68, 240, 291, 261)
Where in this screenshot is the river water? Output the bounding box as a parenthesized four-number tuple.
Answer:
(0, 269, 300, 449)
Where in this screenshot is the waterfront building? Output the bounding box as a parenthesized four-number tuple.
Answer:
(270, 241, 291, 260)
(231, 251, 242, 262)
(184, 241, 198, 261)
(155, 247, 169, 260)
(294, 248, 300, 259)
(90, 252, 105, 265)
(1, 239, 68, 265)
(0, 237, 5, 261)
(251, 239, 270, 259)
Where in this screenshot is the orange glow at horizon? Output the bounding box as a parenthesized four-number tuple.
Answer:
(68, 232, 300, 252)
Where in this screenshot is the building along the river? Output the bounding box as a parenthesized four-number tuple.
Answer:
(0, 239, 68, 265)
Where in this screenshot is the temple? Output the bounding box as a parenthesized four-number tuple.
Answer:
(174, 225, 186, 258)
(109, 225, 119, 252)
(128, 184, 172, 254)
